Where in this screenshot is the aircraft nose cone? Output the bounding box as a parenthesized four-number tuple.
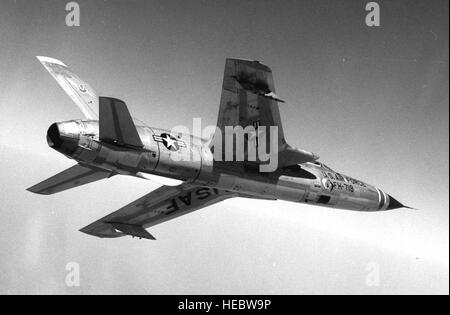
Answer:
(47, 123, 63, 148)
(387, 195, 405, 210)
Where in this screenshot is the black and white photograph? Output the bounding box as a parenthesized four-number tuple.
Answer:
(0, 0, 448, 298)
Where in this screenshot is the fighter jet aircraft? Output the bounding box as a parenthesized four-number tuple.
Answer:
(27, 57, 409, 240)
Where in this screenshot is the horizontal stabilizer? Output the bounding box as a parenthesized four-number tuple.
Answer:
(99, 97, 143, 148)
(27, 164, 113, 195)
(109, 222, 156, 240)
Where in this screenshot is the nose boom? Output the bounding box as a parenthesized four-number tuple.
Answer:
(387, 194, 407, 210)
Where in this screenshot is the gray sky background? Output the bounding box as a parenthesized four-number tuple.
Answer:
(0, 0, 448, 294)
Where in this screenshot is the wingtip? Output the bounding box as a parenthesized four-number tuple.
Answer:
(26, 185, 52, 195)
(36, 56, 67, 67)
(26, 186, 40, 194)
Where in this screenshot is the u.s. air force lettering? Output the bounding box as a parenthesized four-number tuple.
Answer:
(164, 188, 221, 214)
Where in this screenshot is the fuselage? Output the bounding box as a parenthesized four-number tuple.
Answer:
(47, 119, 400, 212)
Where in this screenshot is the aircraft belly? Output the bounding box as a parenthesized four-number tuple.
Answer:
(275, 185, 306, 202)
(214, 174, 276, 198)
(276, 175, 311, 202)
(74, 135, 102, 162)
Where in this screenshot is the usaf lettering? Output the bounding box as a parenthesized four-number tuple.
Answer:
(166, 188, 219, 214)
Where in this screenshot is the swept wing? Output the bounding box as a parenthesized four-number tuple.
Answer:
(80, 184, 239, 239)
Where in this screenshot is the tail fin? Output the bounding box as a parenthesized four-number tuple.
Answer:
(99, 97, 143, 148)
(37, 56, 99, 119)
(27, 164, 113, 195)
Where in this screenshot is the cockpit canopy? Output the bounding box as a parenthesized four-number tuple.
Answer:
(282, 164, 317, 179)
